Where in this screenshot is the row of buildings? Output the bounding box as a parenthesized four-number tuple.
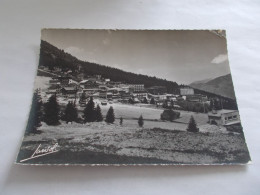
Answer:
(46, 74, 209, 104)
(44, 72, 241, 126)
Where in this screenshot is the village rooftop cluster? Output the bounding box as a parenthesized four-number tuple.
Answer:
(39, 66, 241, 127)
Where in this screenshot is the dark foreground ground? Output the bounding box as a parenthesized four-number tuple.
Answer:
(16, 141, 174, 165)
(16, 128, 251, 165)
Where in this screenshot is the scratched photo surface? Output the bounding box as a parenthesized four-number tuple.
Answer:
(16, 29, 251, 165)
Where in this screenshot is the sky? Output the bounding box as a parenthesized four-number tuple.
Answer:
(41, 29, 230, 84)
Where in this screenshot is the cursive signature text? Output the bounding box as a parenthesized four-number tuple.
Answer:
(20, 143, 59, 162)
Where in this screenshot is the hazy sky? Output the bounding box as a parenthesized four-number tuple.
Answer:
(41, 29, 230, 84)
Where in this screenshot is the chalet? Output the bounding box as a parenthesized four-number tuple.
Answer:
(112, 94, 120, 99)
(121, 92, 131, 100)
(107, 92, 113, 99)
(99, 85, 108, 91)
(58, 76, 71, 86)
(176, 96, 184, 101)
(96, 81, 105, 85)
(49, 78, 60, 86)
(68, 79, 78, 85)
(83, 88, 99, 95)
(208, 109, 240, 126)
(133, 92, 147, 100)
(99, 90, 107, 98)
(118, 90, 127, 96)
(80, 80, 99, 89)
(46, 89, 58, 95)
(60, 87, 77, 96)
(107, 88, 119, 94)
(186, 94, 208, 102)
(147, 86, 167, 95)
(132, 97, 140, 103)
(92, 92, 99, 98)
(79, 80, 89, 84)
(109, 81, 122, 87)
(157, 94, 167, 100)
(155, 100, 173, 107)
(87, 75, 101, 82)
(155, 100, 164, 106)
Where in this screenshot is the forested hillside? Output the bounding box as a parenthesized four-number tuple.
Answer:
(39, 40, 179, 94)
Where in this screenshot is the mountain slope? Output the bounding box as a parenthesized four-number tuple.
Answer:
(39, 40, 179, 94)
(190, 74, 236, 100)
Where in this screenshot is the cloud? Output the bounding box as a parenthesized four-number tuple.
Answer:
(211, 54, 228, 64)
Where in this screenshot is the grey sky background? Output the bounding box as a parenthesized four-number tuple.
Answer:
(41, 29, 230, 84)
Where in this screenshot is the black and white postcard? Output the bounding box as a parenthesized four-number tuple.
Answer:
(16, 29, 251, 165)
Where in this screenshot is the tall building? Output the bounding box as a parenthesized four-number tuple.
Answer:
(129, 84, 145, 92)
(180, 87, 194, 96)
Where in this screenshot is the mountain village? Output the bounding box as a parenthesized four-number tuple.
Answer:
(39, 66, 241, 128)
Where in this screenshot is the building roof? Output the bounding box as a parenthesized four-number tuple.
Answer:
(208, 109, 238, 117)
(62, 87, 76, 91)
(58, 76, 71, 79)
(79, 80, 89, 84)
(83, 88, 100, 91)
(147, 86, 166, 89)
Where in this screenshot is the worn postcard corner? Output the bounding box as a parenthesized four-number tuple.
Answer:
(16, 29, 251, 166)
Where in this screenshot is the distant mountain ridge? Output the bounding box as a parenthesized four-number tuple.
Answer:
(189, 74, 236, 100)
(190, 78, 213, 85)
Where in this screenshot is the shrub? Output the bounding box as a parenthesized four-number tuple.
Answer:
(210, 120, 218, 125)
(160, 109, 180, 121)
(142, 97, 148, 104)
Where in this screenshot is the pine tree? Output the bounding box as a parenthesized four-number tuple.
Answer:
(120, 117, 123, 125)
(162, 100, 168, 108)
(210, 99, 214, 111)
(170, 100, 174, 108)
(26, 89, 43, 134)
(63, 101, 78, 123)
(105, 106, 115, 123)
(138, 115, 144, 127)
(143, 97, 148, 104)
(79, 91, 87, 106)
(129, 98, 134, 104)
(187, 116, 199, 132)
(83, 97, 96, 122)
(96, 104, 103, 122)
(150, 97, 155, 104)
(44, 94, 60, 125)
